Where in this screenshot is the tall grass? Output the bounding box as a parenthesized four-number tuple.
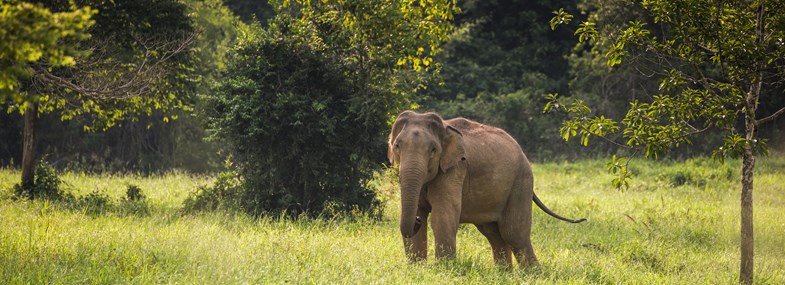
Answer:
(1, 156, 783, 284)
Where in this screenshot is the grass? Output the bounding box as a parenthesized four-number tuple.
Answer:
(1, 156, 784, 284)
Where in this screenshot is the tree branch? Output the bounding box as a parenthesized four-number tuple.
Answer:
(595, 133, 636, 149)
(28, 31, 197, 102)
(756, 106, 785, 126)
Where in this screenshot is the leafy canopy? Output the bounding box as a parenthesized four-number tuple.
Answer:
(278, 0, 458, 73)
(417, 0, 589, 160)
(0, 1, 94, 101)
(206, 0, 458, 216)
(547, 0, 785, 189)
(2, 0, 197, 131)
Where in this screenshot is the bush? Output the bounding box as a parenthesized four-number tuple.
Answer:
(182, 171, 243, 213)
(76, 191, 113, 215)
(125, 184, 146, 201)
(205, 16, 396, 217)
(365, 167, 400, 219)
(13, 160, 64, 200)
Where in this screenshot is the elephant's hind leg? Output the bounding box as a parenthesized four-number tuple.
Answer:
(499, 179, 540, 267)
(503, 224, 540, 268)
(475, 222, 512, 266)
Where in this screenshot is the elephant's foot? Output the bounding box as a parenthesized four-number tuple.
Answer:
(512, 247, 539, 268)
(519, 259, 540, 268)
(403, 235, 427, 263)
(406, 253, 427, 263)
(434, 244, 456, 260)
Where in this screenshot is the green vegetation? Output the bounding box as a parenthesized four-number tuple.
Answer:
(550, 1, 785, 282)
(2, 0, 199, 193)
(1, 1, 784, 283)
(2, 0, 783, 175)
(2, 156, 783, 284)
(0, 1, 94, 96)
(205, 0, 458, 216)
(421, 0, 583, 159)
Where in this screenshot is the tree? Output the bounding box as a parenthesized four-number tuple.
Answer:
(549, 1, 785, 283)
(425, 0, 580, 100)
(2, 0, 197, 195)
(419, 0, 592, 160)
(0, 1, 94, 190)
(206, 0, 458, 216)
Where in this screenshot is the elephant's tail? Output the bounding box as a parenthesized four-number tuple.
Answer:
(533, 193, 587, 223)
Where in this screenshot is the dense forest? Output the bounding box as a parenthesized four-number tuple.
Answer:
(2, 0, 783, 173)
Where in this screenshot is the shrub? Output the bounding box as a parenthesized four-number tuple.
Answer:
(182, 171, 243, 213)
(365, 167, 400, 219)
(76, 191, 113, 215)
(205, 17, 392, 217)
(125, 184, 146, 201)
(119, 184, 151, 216)
(13, 160, 64, 200)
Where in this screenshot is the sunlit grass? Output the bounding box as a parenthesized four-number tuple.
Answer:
(1, 155, 783, 284)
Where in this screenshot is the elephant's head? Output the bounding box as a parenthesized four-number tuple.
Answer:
(388, 111, 465, 238)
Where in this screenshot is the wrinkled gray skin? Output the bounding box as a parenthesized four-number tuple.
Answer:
(388, 110, 585, 267)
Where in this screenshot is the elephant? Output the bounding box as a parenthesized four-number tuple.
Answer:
(387, 110, 586, 267)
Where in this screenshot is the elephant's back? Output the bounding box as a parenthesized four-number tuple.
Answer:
(444, 118, 525, 158)
(445, 117, 528, 178)
(445, 118, 510, 139)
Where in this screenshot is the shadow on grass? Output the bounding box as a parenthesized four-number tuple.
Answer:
(35, 192, 154, 217)
(429, 257, 612, 283)
(5, 161, 155, 218)
(6, 184, 154, 218)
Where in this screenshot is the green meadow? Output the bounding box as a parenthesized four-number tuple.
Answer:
(1, 156, 783, 284)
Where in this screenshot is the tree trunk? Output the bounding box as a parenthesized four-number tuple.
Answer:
(740, 145, 754, 285)
(740, 87, 760, 284)
(21, 102, 38, 192)
(740, 1, 765, 283)
(740, 77, 760, 285)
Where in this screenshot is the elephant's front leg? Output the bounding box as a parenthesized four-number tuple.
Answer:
(403, 208, 429, 262)
(430, 206, 460, 260)
(427, 167, 465, 260)
(428, 181, 463, 260)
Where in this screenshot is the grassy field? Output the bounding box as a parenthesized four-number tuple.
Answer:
(1, 156, 784, 284)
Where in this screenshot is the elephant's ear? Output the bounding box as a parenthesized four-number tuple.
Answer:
(388, 111, 414, 165)
(440, 125, 465, 173)
(387, 131, 400, 165)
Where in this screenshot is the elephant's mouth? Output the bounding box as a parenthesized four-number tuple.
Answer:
(412, 216, 423, 235)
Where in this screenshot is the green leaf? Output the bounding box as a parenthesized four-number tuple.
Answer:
(575, 21, 597, 42)
(550, 8, 574, 30)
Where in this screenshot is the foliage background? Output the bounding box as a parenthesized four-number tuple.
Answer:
(204, 16, 386, 216)
(2, 0, 783, 172)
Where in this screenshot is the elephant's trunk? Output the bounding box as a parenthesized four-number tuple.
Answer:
(399, 157, 426, 238)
